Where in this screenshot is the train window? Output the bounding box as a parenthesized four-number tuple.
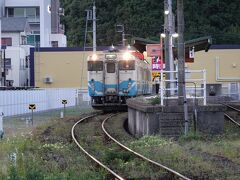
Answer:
(119, 60, 135, 70)
(107, 63, 115, 73)
(88, 61, 103, 71)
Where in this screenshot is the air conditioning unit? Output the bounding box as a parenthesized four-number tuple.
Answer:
(44, 77, 53, 84)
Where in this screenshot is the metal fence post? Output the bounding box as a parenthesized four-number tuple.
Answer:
(160, 70, 164, 106)
(203, 69, 207, 105)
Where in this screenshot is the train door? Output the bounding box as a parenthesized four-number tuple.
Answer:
(104, 61, 118, 99)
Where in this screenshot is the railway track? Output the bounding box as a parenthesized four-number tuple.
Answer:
(223, 103, 240, 127)
(71, 113, 190, 180)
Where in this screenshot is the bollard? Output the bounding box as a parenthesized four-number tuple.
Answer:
(60, 111, 64, 119)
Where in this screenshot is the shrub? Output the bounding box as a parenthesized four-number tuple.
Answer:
(148, 96, 160, 105)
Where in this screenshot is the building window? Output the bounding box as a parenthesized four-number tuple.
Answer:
(6, 80, 14, 87)
(7, 8, 14, 17)
(14, 8, 25, 17)
(2, 38, 12, 46)
(36, 7, 40, 16)
(27, 35, 40, 46)
(26, 8, 36, 18)
(26, 7, 40, 22)
(6, 7, 40, 22)
(51, 41, 58, 47)
(5, 58, 11, 69)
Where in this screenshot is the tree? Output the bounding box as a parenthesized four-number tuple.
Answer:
(60, 0, 240, 47)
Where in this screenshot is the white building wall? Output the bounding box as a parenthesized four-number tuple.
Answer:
(19, 47, 27, 86)
(5, 47, 28, 86)
(0, 0, 4, 16)
(0, 0, 67, 48)
(40, 0, 51, 47)
(2, 33, 20, 46)
(50, 34, 67, 47)
(4, 0, 39, 7)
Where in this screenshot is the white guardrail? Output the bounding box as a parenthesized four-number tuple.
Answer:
(160, 70, 207, 106)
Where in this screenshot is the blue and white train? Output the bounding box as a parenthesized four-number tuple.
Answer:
(88, 48, 152, 111)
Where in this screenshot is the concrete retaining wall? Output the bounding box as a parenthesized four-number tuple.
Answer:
(127, 98, 226, 137)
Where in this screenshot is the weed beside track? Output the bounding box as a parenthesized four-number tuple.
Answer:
(1, 109, 239, 179)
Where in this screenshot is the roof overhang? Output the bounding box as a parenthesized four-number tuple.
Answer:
(131, 37, 159, 53)
(131, 36, 212, 53)
(184, 36, 212, 52)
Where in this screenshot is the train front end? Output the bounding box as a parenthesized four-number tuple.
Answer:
(88, 54, 105, 107)
(88, 52, 126, 111)
(118, 52, 138, 103)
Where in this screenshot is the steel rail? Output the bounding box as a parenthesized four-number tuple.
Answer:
(221, 103, 240, 127)
(71, 114, 125, 180)
(102, 116, 191, 180)
(223, 103, 240, 113)
(224, 113, 240, 127)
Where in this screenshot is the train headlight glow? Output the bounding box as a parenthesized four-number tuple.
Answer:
(123, 52, 131, 60)
(92, 54, 98, 61)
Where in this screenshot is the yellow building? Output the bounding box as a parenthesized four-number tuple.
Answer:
(30, 45, 240, 96)
(30, 48, 99, 88)
(188, 45, 240, 84)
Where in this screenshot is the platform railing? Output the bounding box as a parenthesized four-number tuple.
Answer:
(159, 69, 207, 106)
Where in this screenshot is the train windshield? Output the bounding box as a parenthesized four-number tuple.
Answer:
(107, 63, 115, 73)
(119, 60, 135, 70)
(88, 61, 103, 71)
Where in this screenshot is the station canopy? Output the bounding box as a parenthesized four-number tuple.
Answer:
(131, 36, 212, 62)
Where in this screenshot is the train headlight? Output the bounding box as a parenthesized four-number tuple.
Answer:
(92, 54, 98, 61)
(128, 82, 132, 88)
(123, 52, 131, 60)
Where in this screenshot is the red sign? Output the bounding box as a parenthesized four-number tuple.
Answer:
(146, 44, 162, 57)
(152, 57, 165, 70)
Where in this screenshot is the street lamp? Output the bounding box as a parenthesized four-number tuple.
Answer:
(164, 10, 169, 15)
(172, 33, 179, 38)
(161, 33, 166, 38)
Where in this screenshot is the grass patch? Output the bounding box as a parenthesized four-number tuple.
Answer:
(1, 110, 239, 179)
(147, 96, 161, 105)
(0, 106, 107, 179)
(126, 133, 240, 179)
(178, 131, 205, 142)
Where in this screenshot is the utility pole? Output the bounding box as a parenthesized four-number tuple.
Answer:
(122, 27, 126, 47)
(0, 18, 2, 86)
(84, 2, 97, 52)
(164, 0, 175, 96)
(177, 0, 188, 135)
(93, 2, 96, 52)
